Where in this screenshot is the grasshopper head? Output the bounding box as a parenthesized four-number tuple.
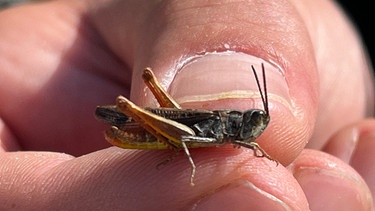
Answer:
(239, 109, 270, 141)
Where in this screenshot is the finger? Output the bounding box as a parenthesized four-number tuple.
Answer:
(0, 148, 308, 210)
(290, 149, 373, 210)
(323, 119, 375, 206)
(291, 0, 374, 149)
(90, 0, 319, 165)
(0, 1, 131, 154)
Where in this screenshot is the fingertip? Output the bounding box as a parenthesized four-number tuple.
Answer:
(347, 120, 375, 207)
(163, 147, 310, 211)
(90, 147, 309, 210)
(323, 119, 375, 204)
(191, 179, 306, 211)
(290, 149, 373, 211)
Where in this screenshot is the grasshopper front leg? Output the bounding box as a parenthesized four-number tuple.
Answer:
(234, 141, 278, 165)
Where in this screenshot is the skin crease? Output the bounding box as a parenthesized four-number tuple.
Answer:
(0, 0, 373, 210)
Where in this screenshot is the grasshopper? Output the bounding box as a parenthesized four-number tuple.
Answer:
(95, 64, 277, 186)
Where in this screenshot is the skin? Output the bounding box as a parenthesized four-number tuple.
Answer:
(0, 0, 373, 210)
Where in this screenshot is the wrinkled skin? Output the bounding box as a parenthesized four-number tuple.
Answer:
(0, 0, 374, 210)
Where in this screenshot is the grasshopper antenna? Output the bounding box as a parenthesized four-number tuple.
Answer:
(251, 63, 268, 114)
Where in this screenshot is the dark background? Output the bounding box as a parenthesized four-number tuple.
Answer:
(338, 0, 374, 68)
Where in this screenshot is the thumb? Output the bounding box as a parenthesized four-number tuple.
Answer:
(87, 0, 320, 209)
(90, 0, 318, 165)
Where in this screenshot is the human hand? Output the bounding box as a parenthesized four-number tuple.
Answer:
(0, 0, 373, 210)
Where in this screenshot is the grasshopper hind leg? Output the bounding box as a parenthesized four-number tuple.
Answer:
(156, 142, 197, 186)
(142, 68, 181, 109)
(181, 142, 196, 186)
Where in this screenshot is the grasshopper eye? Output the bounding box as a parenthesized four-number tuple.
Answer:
(240, 110, 270, 140)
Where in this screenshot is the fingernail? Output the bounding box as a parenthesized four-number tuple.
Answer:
(295, 167, 373, 211)
(191, 179, 291, 211)
(169, 52, 291, 110)
(324, 127, 360, 163)
(351, 130, 375, 204)
(351, 130, 375, 166)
